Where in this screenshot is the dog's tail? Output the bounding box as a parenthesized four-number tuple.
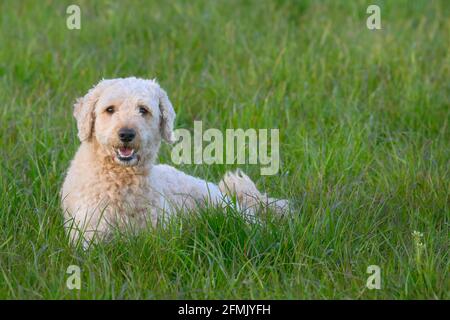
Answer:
(219, 169, 289, 215)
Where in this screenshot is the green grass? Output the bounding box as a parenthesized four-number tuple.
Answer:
(0, 0, 449, 299)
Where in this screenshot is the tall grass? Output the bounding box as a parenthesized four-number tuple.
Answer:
(0, 0, 448, 299)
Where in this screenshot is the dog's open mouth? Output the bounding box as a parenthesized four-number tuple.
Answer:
(115, 147, 137, 162)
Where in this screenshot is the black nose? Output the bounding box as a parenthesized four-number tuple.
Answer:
(118, 128, 136, 142)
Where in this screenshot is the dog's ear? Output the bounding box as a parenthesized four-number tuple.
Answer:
(73, 79, 115, 142)
(158, 87, 176, 144)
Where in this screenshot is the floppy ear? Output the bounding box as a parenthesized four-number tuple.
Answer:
(73, 79, 115, 142)
(158, 87, 176, 144)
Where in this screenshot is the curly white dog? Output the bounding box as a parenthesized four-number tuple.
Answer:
(61, 77, 288, 246)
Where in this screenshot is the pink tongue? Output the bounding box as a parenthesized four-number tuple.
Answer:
(119, 147, 133, 157)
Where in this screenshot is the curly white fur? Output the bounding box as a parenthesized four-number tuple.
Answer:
(61, 77, 288, 246)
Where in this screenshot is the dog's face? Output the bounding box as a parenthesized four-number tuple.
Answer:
(73, 77, 176, 167)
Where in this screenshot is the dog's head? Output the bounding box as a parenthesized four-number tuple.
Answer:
(73, 77, 176, 166)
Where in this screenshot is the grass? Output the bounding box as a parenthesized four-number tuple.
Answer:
(0, 0, 448, 299)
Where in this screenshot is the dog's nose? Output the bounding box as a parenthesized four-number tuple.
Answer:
(118, 128, 136, 142)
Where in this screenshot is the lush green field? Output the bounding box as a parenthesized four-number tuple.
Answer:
(0, 0, 448, 299)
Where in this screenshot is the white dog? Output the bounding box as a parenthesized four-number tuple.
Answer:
(61, 77, 288, 246)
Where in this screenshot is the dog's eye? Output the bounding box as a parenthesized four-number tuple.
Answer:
(138, 106, 149, 115)
(105, 106, 115, 114)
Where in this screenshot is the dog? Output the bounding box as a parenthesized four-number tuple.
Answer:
(61, 77, 288, 246)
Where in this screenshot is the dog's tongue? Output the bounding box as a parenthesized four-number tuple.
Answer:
(119, 147, 133, 157)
